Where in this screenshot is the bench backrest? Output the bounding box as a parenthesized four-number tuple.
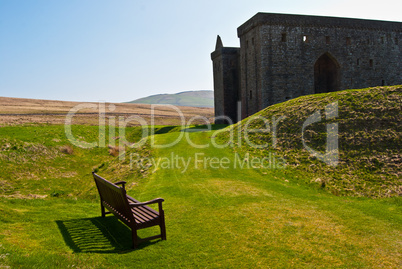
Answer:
(92, 173, 135, 226)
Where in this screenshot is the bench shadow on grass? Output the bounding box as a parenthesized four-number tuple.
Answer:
(56, 217, 158, 253)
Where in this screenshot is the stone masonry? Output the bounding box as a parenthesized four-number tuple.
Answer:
(211, 13, 402, 123)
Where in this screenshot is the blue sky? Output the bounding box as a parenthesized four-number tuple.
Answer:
(0, 0, 400, 102)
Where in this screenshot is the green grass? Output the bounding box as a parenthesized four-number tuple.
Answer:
(0, 124, 186, 199)
(0, 125, 401, 268)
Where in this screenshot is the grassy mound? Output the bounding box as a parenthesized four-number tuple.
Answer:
(218, 86, 401, 198)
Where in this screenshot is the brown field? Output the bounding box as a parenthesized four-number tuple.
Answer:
(0, 96, 214, 126)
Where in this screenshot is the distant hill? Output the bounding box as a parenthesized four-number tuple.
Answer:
(127, 90, 214, 107)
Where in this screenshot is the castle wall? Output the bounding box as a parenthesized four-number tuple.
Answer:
(256, 25, 401, 108)
(239, 27, 262, 118)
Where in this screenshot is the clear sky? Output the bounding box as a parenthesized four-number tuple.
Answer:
(0, 0, 400, 102)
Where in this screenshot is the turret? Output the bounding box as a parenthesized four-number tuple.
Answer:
(211, 36, 240, 124)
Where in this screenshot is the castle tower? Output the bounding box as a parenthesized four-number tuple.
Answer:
(211, 36, 240, 124)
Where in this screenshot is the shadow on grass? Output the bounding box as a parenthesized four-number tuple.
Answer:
(56, 217, 157, 253)
(181, 124, 228, 132)
(153, 124, 228, 134)
(153, 126, 179, 134)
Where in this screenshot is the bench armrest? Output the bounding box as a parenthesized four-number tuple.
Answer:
(114, 181, 127, 189)
(129, 198, 164, 207)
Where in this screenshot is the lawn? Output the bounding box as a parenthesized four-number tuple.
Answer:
(0, 125, 401, 268)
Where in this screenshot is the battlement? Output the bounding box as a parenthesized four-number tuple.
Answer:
(238, 13, 402, 37)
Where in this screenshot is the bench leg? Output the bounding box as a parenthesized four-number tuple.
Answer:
(101, 202, 106, 217)
(160, 216, 167, 240)
(132, 229, 138, 249)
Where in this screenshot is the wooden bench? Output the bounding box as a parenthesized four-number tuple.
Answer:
(92, 172, 166, 248)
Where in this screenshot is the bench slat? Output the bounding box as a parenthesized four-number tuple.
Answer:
(132, 205, 159, 219)
(132, 208, 158, 224)
(132, 209, 152, 223)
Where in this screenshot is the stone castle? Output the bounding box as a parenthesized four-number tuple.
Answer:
(211, 13, 401, 123)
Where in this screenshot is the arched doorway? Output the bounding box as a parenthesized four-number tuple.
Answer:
(314, 53, 340, 93)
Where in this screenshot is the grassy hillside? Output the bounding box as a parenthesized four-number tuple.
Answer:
(128, 90, 214, 108)
(217, 86, 401, 198)
(0, 126, 400, 268)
